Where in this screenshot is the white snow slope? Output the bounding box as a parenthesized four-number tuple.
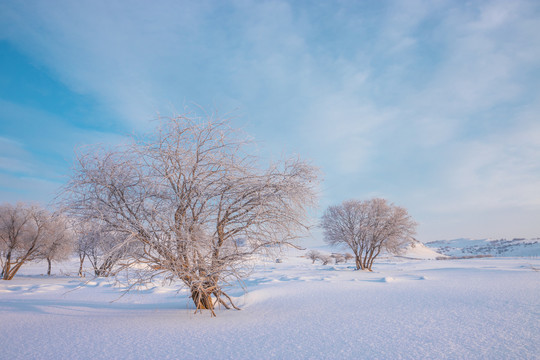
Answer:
(1, 254, 539, 359)
(426, 238, 540, 257)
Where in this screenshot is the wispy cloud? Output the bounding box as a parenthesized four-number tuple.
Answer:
(0, 0, 539, 239)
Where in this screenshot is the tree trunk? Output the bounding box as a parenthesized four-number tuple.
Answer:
(363, 249, 373, 270)
(354, 255, 364, 270)
(2, 264, 9, 280)
(367, 247, 381, 271)
(2, 263, 9, 280)
(3, 248, 37, 280)
(2, 251, 12, 279)
(5, 261, 25, 280)
(367, 256, 375, 271)
(190, 286, 215, 315)
(47, 258, 52, 276)
(78, 254, 85, 277)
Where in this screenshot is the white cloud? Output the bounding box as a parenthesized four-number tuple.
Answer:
(447, 120, 540, 211)
(0, 0, 539, 239)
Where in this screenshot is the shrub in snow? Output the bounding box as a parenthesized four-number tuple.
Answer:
(306, 250, 321, 264)
(318, 255, 333, 265)
(331, 254, 345, 264)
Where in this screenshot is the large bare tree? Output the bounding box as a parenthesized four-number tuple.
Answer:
(64, 114, 319, 315)
(321, 198, 417, 271)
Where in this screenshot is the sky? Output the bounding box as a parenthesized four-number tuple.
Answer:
(1, 0, 539, 242)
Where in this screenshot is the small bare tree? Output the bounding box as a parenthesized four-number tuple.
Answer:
(305, 250, 321, 264)
(74, 221, 93, 277)
(344, 253, 354, 263)
(0, 203, 73, 279)
(63, 113, 319, 315)
(321, 198, 417, 271)
(37, 213, 75, 276)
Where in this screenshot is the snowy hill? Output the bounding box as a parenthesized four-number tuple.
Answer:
(425, 238, 540, 257)
(401, 238, 446, 259)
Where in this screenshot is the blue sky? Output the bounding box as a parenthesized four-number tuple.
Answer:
(1, 0, 539, 242)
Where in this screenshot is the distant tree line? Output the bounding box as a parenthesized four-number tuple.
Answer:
(305, 250, 354, 265)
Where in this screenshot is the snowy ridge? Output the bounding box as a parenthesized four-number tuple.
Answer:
(425, 238, 540, 257)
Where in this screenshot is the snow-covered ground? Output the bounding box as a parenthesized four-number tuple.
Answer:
(1, 251, 539, 359)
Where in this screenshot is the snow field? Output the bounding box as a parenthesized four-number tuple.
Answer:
(1, 255, 539, 359)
